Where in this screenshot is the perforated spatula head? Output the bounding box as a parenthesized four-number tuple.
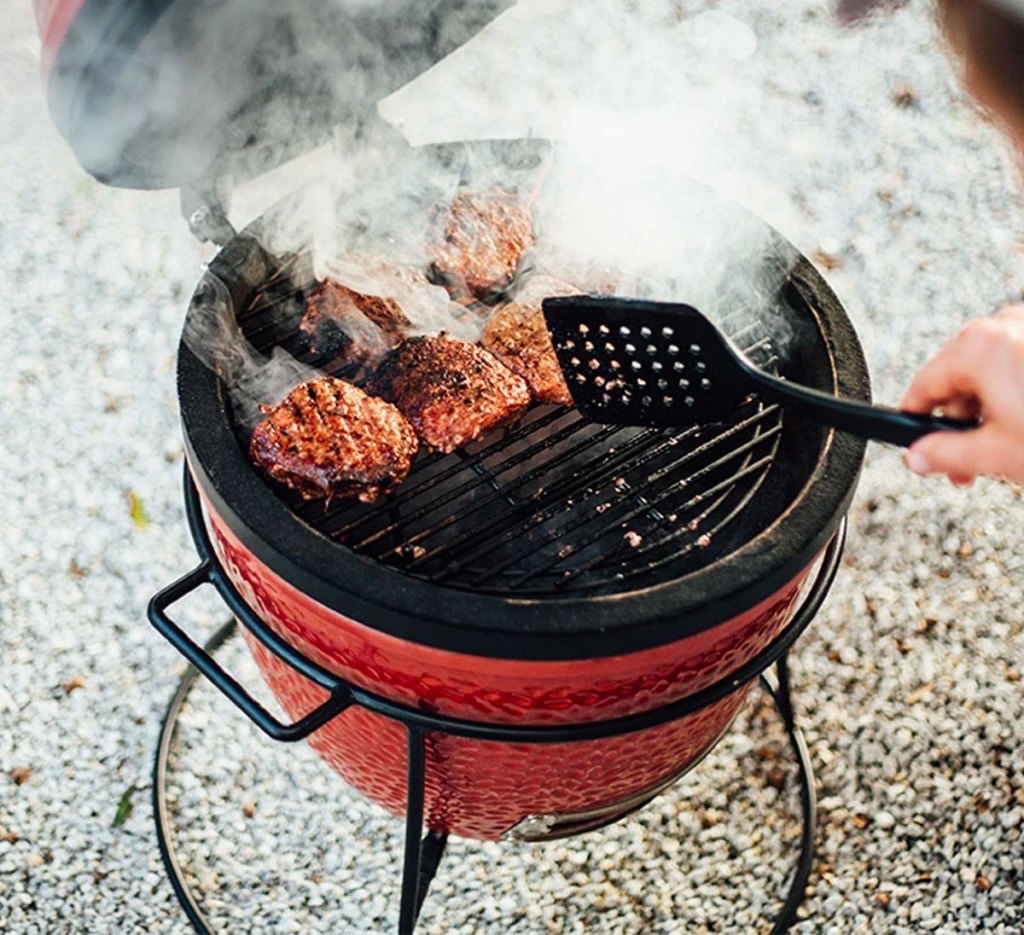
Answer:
(542, 294, 979, 446)
(542, 295, 752, 428)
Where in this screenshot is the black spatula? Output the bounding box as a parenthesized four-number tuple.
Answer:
(542, 295, 976, 447)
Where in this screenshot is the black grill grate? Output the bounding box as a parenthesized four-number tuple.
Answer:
(231, 253, 789, 596)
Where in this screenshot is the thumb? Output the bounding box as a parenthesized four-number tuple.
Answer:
(906, 426, 1007, 481)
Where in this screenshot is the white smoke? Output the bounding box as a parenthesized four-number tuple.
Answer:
(184, 0, 825, 413)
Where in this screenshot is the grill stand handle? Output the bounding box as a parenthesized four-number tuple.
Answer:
(148, 559, 352, 742)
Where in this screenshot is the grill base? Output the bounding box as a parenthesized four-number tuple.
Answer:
(149, 519, 845, 932)
(154, 634, 819, 935)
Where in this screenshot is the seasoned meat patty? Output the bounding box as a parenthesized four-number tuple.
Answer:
(368, 335, 531, 453)
(300, 278, 410, 370)
(431, 187, 535, 301)
(250, 377, 418, 503)
(482, 300, 572, 406)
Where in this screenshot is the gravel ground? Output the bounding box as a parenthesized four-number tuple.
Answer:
(2, 1, 1023, 933)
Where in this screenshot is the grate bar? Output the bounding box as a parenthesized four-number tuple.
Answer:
(457, 450, 522, 509)
(509, 414, 783, 588)
(344, 413, 608, 550)
(318, 408, 568, 535)
(382, 421, 640, 560)
(444, 427, 721, 584)
(554, 439, 782, 588)
(602, 451, 781, 585)
(413, 425, 683, 579)
(447, 405, 777, 588)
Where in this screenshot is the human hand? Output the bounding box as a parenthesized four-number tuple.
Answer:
(900, 306, 1024, 485)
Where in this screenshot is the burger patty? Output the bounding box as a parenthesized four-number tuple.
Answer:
(250, 376, 418, 502)
(431, 187, 535, 301)
(368, 335, 532, 453)
(300, 278, 411, 371)
(481, 300, 573, 406)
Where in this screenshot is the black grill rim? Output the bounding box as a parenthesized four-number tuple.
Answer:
(177, 185, 869, 661)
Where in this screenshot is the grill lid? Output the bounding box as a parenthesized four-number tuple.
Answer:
(42, 0, 514, 189)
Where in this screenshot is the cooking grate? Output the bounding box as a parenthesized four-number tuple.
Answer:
(230, 252, 793, 596)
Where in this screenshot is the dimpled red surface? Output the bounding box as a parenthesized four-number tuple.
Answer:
(204, 490, 808, 839)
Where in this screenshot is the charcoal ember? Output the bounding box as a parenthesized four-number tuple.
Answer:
(430, 186, 535, 302)
(368, 335, 531, 454)
(250, 377, 418, 503)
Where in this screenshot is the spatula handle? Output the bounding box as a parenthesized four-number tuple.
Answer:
(751, 371, 977, 447)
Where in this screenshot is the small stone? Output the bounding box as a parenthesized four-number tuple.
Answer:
(850, 814, 871, 830)
(874, 810, 896, 830)
(975, 875, 992, 892)
(892, 85, 918, 107)
(242, 803, 257, 819)
(62, 675, 85, 694)
(9, 768, 31, 786)
(875, 892, 891, 910)
(813, 249, 842, 270)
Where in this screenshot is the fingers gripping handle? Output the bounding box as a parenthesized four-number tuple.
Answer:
(147, 560, 352, 741)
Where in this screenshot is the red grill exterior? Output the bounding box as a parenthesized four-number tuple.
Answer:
(204, 486, 812, 840)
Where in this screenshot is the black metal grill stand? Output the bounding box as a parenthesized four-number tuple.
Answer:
(149, 473, 846, 934)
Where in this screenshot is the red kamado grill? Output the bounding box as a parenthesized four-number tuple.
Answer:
(38, 3, 870, 932)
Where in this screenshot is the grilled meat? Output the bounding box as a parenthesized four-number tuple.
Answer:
(300, 278, 411, 371)
(368, 335, 531, 453)
(250, 377, 418, 503)
(482, 300, 573, 406)
(431, 187, 535, 301)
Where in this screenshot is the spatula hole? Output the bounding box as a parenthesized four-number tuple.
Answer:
(589, 359, 601, 371)
(700, 377, 711, 390)
(673, 361, 685, 373)
(641, 395, 652, 407)
(598, 324, 610, 335)
(689, 344, 701, 356)
(578, 324, 590, 335)
(695, 361, 707, 373)
(640, 326, 652, 338)
(662, 326, 674, 338)
(619, 325, 631, 337)
(624, 343, 636, 355)
(678, 378, 690, 389)
(684, 396, 695, 407)
(646, 345, 657, 356)
(651, 361, 662, 372)
(630, 361, 642, 372)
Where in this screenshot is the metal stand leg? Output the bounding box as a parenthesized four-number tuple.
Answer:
(398, 730, 449, 934)
(760, 654, 818, 934)
(152, 620, 237, 935)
